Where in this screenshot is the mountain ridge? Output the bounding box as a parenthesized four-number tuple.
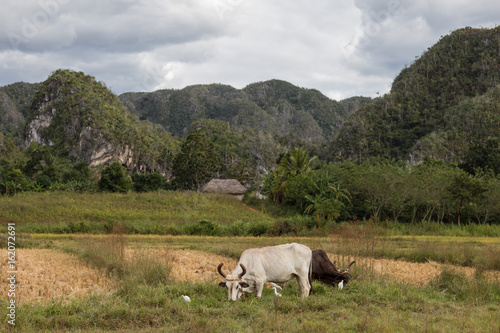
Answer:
(328, 26, 500, 164)
(1, 26, 498, 177)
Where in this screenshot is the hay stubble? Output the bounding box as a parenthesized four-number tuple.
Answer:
(3, 247, 498, 303)
(1, 249, 116, 303)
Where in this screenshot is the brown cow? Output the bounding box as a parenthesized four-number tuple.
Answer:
(311, 249, 355, 287)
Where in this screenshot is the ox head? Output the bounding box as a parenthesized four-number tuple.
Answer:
(217, 263, 249, 301)
(336, 260, 356, 284)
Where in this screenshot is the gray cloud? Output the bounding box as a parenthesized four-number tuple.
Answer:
(0, 0, 498, 99)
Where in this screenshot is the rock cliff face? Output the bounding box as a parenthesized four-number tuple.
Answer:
(75, 126, 134, 168)
(24, 108, 56, 147)
(24, 69, 175, 172)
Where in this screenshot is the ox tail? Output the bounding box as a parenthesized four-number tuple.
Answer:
(308, 256, 313, 295)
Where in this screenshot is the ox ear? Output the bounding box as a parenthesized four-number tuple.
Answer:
(239, 281, 249, 288)
(219, 281, 227, 288)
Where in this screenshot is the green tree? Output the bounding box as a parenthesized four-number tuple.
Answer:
(408, 159, 457, 224)
(460, 139, 500, 176)
(172, 132, 219, 190)
(276, 147, 317, 178)
(304, 171, 351, 221)
(189, 119, 249, 180)
(98, 161, 132, 193)
(447, 171, 487, 225)
(263, 148, 317, 204)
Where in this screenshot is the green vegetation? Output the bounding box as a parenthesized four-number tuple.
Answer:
(5, 234, 500, 332)
(2, 25, 500, 333)
(98, 161, 133, 193)
(172, 131, 219, 190)
(0, 191, 275, 235)
(330, 26, 500, 163)
(1, 191, 500, 240)
(26, 69, 178, 174)
(1, 26, 500, 227)
(0, 82, 40, 145)
(261, 150, 500, 225)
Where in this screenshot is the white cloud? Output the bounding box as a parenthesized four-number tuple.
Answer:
(0, 0, 499, 100)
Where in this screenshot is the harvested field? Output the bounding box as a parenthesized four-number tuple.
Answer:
(162, 249, 500, 286)
(169, 249, 238, 283)
(124, 248, 238, 283)
(1, 249, 116, 303)
(325, 252, 500, 286)
(4, 247, 499, 304)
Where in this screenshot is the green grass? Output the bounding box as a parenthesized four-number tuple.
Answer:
(7, 280, 499, 332)
(3, 192, 500, 331)
(2, 191, 500, 239)
(0, 191, 275, 235)
(5, 234, 500, 332)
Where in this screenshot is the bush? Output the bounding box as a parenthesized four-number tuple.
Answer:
(247, 222, 270, 236)
(66, 221, 91, 233)
(35, 174, 52, 189)
(132, 172, 166, 192)
(185, 220, 220, 236)
(98, 162, 132, 193)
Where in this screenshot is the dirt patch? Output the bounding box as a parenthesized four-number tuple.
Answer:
(1, 249, 116, 303)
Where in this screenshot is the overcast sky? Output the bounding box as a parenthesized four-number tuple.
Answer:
(1, 0, 499, 100)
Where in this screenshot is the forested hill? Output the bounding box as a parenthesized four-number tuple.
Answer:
(24, 69, 178, 174)
(1, 26, 498, 178)
(328, 26, 500, 164)
(0, 82, 40, 145)
(119, 80, 370, 148)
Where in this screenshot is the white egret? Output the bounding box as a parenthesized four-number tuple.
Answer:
(270, 282, 282, 290)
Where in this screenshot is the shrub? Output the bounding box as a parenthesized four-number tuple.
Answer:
(35, 174, 52, 189)
(185, 220, 220, 236)
(248, 222, 270, 236)
(66, 221, 91, 233)
(132, 171, 166, 192)
(98, 162, 132, 193)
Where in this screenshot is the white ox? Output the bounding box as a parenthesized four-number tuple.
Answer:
(217, 243, 312, 301)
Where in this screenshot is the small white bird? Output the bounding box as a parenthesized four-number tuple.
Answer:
(338, 280, 344, 291)
(181, 295, 191, 302)
(270, 283, 282, 297)
(270, 282, 282, 290)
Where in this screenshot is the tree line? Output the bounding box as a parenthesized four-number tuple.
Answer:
(1, 129, 499, 225)
(262, 148, 500, 225)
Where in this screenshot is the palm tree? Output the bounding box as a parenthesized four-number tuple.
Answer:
(304, 172, 351, 221)
(276, 148, 317, 178)
(265, 148, 317, 204)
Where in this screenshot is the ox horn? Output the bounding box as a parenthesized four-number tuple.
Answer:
(346, 260, 356, 272)
(238, 264, 247, 279)
(217, 263, 227, 278)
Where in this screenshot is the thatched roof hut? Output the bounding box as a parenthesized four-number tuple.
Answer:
(201, 179, 246, 200)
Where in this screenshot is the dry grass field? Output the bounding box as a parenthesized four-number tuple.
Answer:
(3, 244, 499, 303)
(1, 249, 116, 303)
(1, 234, 499, 332)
